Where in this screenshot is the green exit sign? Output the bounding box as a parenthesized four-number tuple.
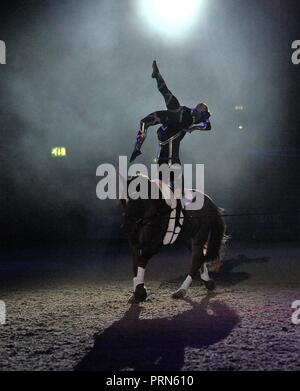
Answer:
(51, 147, 67, 157)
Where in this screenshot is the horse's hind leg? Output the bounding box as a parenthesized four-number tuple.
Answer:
(172, 235, 215, 299)
(192, 225, 216, 291)
(190, 240, 216, 292)
(172, 241, 204, 299)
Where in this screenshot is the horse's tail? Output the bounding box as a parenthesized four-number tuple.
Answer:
(205, 206, 227, 262)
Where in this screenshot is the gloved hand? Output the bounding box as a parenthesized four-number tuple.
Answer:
(129, 149, 142, 163)
(152, 60, 159, 79)
(187, 120, 211, 132)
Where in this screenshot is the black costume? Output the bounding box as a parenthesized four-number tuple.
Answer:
(130, 62, 211, 166)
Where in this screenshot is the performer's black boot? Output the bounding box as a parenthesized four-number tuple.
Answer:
(152, 60, 160, 79)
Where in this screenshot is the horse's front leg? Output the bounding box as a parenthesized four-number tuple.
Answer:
(128, 215, 164, 304)
(128, 236, 151, 304)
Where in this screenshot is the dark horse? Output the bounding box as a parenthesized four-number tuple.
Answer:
(121, 175, 227, 304)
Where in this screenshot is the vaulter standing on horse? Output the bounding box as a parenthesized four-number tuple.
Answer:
(123, 63, 225, 303)
(130, 60, 212, 168)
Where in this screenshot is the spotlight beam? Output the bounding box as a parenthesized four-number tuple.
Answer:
(137, 0, 203, 41)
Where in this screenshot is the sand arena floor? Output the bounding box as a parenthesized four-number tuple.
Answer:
(0, 242, 299, 371)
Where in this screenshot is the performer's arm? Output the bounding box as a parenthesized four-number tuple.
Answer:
(129, 122, 146, 163)
(186, 110, 211, 133)
(129, 111, 167, 163)
(185, 120, 212, 133)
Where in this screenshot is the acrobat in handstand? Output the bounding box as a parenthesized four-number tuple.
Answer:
(130, 60, 211, 167)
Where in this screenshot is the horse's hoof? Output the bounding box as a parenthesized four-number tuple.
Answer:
(203, 279, 216, 291)
(172, 289, 187, 300)
(128, 284, 147, 304)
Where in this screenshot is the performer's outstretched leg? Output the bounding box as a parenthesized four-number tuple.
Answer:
(152, 61, 180, 114)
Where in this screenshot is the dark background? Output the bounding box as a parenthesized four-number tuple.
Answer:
(0, 0, 299, 245)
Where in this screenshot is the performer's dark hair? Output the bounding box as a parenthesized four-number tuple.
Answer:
(197, 102, 209, 112)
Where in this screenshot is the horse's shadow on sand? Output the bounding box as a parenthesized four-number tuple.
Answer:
(212, 254, 269, 286)
(75, 294, 239, 371)
(160, 254, 270, 289)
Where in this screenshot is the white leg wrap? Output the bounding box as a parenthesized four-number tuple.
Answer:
(133, 277, 138, 291)
(200, 263, 210, 282)
(133, 267, 145, 290)
(180, 275, 193, 291)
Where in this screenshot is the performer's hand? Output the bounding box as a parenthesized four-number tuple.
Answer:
(129, 150, 142, 163)
(152, 60, 159, 79)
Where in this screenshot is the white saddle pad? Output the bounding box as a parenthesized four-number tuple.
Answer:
(163, 205, 184, 245)
(151, 180, 197, 246)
